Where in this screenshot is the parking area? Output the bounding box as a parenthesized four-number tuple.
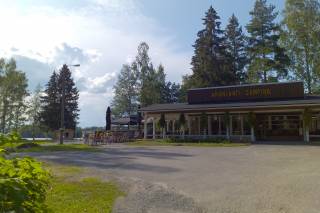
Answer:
(28, 144, 320, 213)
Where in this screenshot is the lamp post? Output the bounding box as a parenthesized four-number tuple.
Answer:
(60, 64, 80, 144)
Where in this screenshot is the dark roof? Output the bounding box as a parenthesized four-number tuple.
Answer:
(112, 116, 139, 125)
(140, 96, 320, 113)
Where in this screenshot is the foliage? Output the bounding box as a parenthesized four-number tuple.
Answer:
(178, 113, 186, 130)
(247, 112, 257, 127)
(0, 151, 50, 212)
(225, 14, 248, 83)
(0, 131, 22, 150)
(0, 58, 29, 133)
(246, 0, 290, 83)
(40, 71, 60, 130)
(127, 139, 249, 147)
(41, 65, 79, 131)
(281, 0, 320, 94)
(111, 64, 139, 117)
(200, 112, 208, 132)
(303, 107, 313, 128)
(158, 113, 166, 130)
(27, 84, 43, 141)
(186, 6, 237, 89)
(112, 43, 181, 115)
(223, 112, 230, 127)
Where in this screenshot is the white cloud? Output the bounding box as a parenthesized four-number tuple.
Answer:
(0, 0, 192, 127)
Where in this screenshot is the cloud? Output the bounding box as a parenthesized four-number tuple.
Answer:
(0, 0, 192, 127)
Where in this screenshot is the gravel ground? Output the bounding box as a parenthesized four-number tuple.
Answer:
(24, 144, 320, 213)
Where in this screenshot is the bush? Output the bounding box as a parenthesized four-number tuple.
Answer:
(0, 149, 50, 212)
(165, 137, 231, 143)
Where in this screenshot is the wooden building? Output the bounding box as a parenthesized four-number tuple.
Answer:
(140, 82, 320, 142)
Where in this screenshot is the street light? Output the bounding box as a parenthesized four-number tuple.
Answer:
(60, 64, 80, 144)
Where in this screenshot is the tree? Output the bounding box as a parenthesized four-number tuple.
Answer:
(281, 0, 320, 94)
(57, 65, 79, 130)
(40, 71, 60, 130)
(111, 64, 139, 117)
(246, 0, 290, 83)
(186, 6, 236, 89)
(200, 112, 208, 136)
(178, 113, 186, 139)
(0, 58, 28, 133)
(158, 113, 166, 139)
(225, 14, 248, 83)
(106, 106, 111, 131)
(27, 84, 42, 141)
(41, 66, 79, 132)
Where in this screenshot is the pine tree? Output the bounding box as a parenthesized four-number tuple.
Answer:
(188, 6, 236, 88)
(40, 71, 60, 130)
(57, 65, 79, 130)
(246, 0, 290, 83)
(225, 14, 248, 83)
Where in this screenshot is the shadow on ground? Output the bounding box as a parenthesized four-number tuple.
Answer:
(25, 147, 193, 174)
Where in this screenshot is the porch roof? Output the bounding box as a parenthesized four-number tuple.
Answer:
(140, 96, 320, 113)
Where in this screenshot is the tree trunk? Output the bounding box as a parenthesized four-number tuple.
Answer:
(1, 98, 8, 133)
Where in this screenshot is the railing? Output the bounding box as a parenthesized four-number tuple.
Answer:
(84, 130, 142, 146)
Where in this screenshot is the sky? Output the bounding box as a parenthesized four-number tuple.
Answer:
(0, 0, 285, 127)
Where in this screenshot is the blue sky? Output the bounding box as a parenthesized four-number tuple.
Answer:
(0, 0, 285, 127)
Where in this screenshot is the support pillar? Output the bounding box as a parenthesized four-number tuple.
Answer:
(240, 115, 244, 136)
(303, 119, 310, 143)
(172, 120, 175, 136)
(250, 126, 255, 143)
(144, 118, 147, 139)
(152, 119, 156, 139)
(208, 115, 212, 136)
(187, 116, 191, 135)
(218, 116, 221, 135)
(230, 116, 233, 136)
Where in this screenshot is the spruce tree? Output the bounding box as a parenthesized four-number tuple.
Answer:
(246, 0, 289, 83)
(189, 6, 236, 88)
(40, 71, 60, 130)
(225, 14, 248, 84)
(41, 67, 79, 131)
(57, 65, 79, 130)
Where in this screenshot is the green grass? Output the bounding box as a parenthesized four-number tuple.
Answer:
(126, 139, 250, 147)
(44, 164, 124, 213)
(46, 177, 123, 213)
(17, 143, 101, 152)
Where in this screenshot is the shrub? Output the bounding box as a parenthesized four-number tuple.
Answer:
(166, 137, 231, 143)
(0, 149, 50, 212)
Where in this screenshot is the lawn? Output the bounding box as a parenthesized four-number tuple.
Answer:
(1, 142, 100, 153)
(18, 143, 101, 152)
(126, 139, 250, 147)
(45, 164, 124, 213)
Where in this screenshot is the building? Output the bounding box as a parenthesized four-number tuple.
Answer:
(140, 82, 320, 142)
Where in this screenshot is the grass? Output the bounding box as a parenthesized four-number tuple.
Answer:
(44, 164, 124, 213)
(17, 143, 101, 152)
(126, 139, 250, 147)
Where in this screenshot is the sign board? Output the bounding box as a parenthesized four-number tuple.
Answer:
(187, 82, 304, 104)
